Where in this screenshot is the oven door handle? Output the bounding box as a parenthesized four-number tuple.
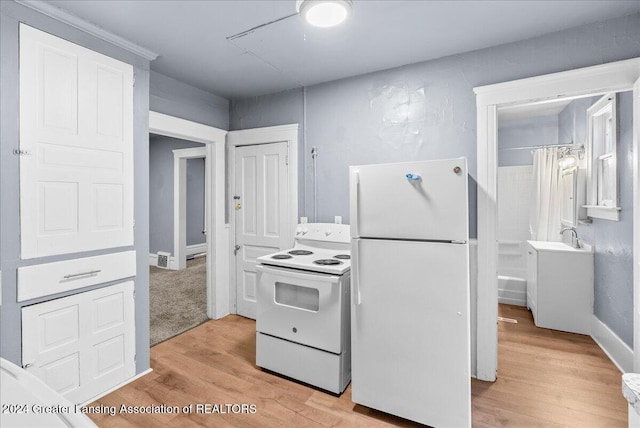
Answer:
(351, 239, 361, 305)
(259, 265, 340, 284)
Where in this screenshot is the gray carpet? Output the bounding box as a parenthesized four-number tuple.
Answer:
(149, 256, 208, 346)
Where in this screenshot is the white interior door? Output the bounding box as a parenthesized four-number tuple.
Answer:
(22, 282, 135, 404)
(235, 142, 290, 319)
(19, 24, 134, 259)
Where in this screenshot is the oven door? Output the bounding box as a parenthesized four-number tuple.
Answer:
(256, 265, 344, 354)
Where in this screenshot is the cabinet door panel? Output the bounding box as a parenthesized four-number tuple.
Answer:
(20, 24, 133, 258)
(22, 282, 135, 403)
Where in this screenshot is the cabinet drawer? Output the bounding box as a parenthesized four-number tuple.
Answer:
(18, 251, 136, 302)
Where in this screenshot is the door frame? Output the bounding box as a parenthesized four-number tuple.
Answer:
(149, 111, 229, 319)
(474, 57, 640, 381)
(173, 146, 208, 270)
(227, 124, 299, 314)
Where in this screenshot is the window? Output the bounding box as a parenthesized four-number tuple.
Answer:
(585, 93, 620, 220)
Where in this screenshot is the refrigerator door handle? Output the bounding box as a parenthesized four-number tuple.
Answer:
(350, 170, 360, 237)
(352, 239, 361, 305)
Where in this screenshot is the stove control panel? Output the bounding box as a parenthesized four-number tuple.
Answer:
(295, 223, 350, 243)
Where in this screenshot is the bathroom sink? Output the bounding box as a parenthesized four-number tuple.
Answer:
(527, 240, 592, 253)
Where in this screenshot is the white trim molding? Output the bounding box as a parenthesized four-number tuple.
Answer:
(633, 76, 640, 372)
(150, 112, 227, 145)
(186, 243, 207, 256)
(226, 124, 299, 147)
(583, 205, 621, 221)
(149, 111, 229, 320)
(474, 57, 640, 382)
(173, 146, 207, 271)
(14, 0, 159, 60)
(591, 315, 633, 373)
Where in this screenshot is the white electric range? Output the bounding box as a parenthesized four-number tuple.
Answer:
(255, 223, 351, 394)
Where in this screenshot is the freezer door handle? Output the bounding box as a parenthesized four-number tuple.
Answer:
(350, 170, 360, 237)
(352, 240, 361, 305)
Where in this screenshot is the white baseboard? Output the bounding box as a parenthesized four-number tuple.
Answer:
(79, 368, 153, 406)
(591, 315, 633, 373)
(498, 290, 526, 307)
(148, 253, 176, 270)
(186, 243, 207, 256)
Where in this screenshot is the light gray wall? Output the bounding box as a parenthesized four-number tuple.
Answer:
(230, 87, 305, 216)
(229, 12, 640, 240)
(498, 116, 559, 167)
(150, 70, 229, 130)
(560, 93, 634, 347)
(149, 135, 205, 255)
(187, 158, 206, 248)
(0, 1, 151, 374)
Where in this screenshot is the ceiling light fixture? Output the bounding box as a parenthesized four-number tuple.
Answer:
(296, 0, 353, 28)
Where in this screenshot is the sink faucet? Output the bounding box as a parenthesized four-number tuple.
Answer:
(560, 227, 581, 248)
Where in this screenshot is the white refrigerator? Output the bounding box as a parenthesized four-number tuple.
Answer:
(349, 158, 471, 428)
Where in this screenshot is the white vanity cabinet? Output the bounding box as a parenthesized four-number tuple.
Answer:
(526, 241, 594, 335)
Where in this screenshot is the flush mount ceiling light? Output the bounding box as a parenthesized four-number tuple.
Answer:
(296, 0, 353, 28)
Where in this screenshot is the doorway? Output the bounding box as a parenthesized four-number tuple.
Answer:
(148, 111, 229, 320)
(149, 136, 208, 345)
(494, 91, 634, 370)
(475, 58, 640, 381)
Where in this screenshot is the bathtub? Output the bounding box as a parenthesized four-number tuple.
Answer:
(498, 240, 527, 306)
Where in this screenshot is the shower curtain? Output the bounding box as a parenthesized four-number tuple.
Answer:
(529, 147, 562, 241)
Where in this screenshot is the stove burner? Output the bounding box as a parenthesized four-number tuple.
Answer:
(334, 254, 350, 260)
(288, 250, 313, 256)
(271, 254, 293, 260)
(313, 259, 343, 266)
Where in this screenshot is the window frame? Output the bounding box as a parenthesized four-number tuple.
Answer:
(585, 93, 621, 221)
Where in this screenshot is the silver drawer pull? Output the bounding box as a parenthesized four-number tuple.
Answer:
(63, 270, 101, 279)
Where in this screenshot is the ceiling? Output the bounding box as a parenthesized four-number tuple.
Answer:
(46, 0, 640, 100)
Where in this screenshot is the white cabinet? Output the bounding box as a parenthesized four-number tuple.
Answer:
(21, 282, 135, 404)
(17, 24, 137, 407)
(19, 24, 134, 259)
(526, 241, 594, 335)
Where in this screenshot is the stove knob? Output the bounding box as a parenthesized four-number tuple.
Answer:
(325, 229, 332, 236)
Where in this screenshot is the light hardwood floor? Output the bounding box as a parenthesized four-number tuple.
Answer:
(88, 304, 626, 427)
